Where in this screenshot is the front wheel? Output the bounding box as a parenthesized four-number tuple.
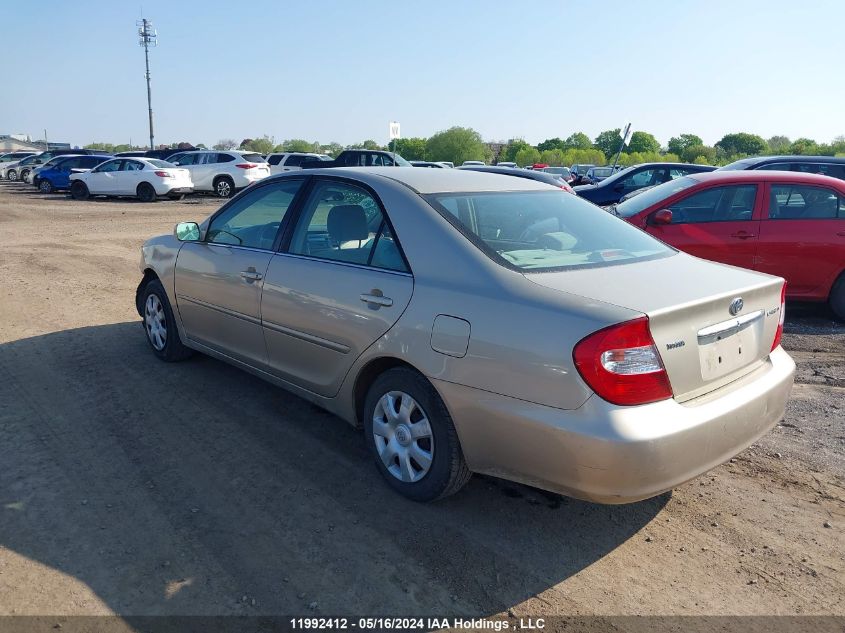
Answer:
(137, 182, 157, 203)
(7, 169, 17, 181)
(20, 169, 31, 182)
(70, 181, 89, 200)
(830, 274, 845, 321)
(364, 367, 471, 502)
(39, 179, 54, 194)
(213, 176, 235, 198)
(140, 279, 194, 362)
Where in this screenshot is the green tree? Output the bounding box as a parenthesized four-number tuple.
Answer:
(539, 149, 565, 165)
(213, 139, 238, 150)
(240, 134, 275, 155)
(562, 132, 592, 150)
(667, 134, 703, 157)
(626, 131, 660, 154)
(425, 126, 489, 165)
(789, 138, 819, 155)
(84, 142, 115, 152)
(593, 129, 622, 159)
(347, 139, 383, 150)
(537, 137, 565, 152)
(682, 144, 717, 164)
(388, 137, 427, 160)
(279, 139, 316, 153)
(766, 135, 791, 154)
(500, 139, 532, 163)
(514, 146, 541, 167)
(715, 132, 767, 157)
(319, 142, 344, 158)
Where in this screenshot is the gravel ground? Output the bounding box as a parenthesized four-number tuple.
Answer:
(0, 181, 842, 620)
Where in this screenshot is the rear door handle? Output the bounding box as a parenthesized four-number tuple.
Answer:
(360, 293, 393, 307)
(240, 270, 263, 281)
(730, 231, 756, 240)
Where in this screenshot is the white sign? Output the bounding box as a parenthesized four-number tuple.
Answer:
(389, 121, 401, 140)
(619, 122, 632, 145)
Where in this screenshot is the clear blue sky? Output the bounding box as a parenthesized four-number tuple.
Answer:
(3, 0, 844, 149)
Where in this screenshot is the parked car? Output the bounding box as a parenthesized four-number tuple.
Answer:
(574, 162, 716, 206)
(3, 154, 44, 181)
(437, 161, 454, 168)
(70, 157, 193, 202)
(569, 164, 596, 185)
(115, 151, 149, 157)
(302, 150, 411, 169)
(35, 154, 113, 193)
(168, 150, 270, 197)
(614, 170, 845, 319)
(267, 152, 325, 175)
(30, 155, 84, 186)
(136, 167, 793, 503)
(582, 166, 615, 185)
(410, 161, 447, 168)
(458, 165, 575, 193)
(0, 151, 36, 163)
(496, 162, 518, 168)
(144, 147, 197, 161)
(462, 160, 486, 166)
(718, 155, 845, 181)
(541, 166, 573, 182)
(8, 149, 109, 182)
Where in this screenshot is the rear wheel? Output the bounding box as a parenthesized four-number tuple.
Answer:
(137, 182, 157, 203)
(213, 176, 235, 198)
(830, 273, 845, 321)
(364, 367, 471, 502)
(140, 279, 194, 362)
(70, 181, 89, 200)
(39, 179, 54, 194)
(7, 169, 17, 181)
(20, 168, 31, 182)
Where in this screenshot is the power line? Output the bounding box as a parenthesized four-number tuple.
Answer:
(137, 18, 157, 150)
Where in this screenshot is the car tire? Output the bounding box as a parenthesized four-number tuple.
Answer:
(137, 182, 157, 203)
(213, 176, 235, 198)
(70, 181, 89, 200)
(363, 367, 471, 502)
(830, 273, 845, 321)
(7, 169, 17, 181)
(140, 279, 194, 362)
(20, 169, 30, 182)
(39, 179, 54, 194)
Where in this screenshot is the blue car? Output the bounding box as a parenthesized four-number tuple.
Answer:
(37, 155, 112, 193)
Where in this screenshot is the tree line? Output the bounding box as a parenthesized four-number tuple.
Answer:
(85, 128, 845, 167)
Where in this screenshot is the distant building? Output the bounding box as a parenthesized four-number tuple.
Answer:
(0, 135, 72, 152)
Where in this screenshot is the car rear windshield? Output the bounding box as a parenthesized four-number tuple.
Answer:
(615, 176, 698, 218)
(147, 159, 173, 168)
(240, 153, 266, 163)
(426, 190, 673, 272)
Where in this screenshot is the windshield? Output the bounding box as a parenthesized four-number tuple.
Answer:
(615, 176, 698, 218)
(593, 168, 612, 177)
(147, 159, 173, 168)
(718, 158, 757, 171)
(425, 190, 673, 272)
(544, 167, 570, 176)
(391, 153, 412, 166)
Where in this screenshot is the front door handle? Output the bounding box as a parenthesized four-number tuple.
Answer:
(730, 231, 756, 240)
(240, 270, 263, 282)
(360, 293, 393, 307)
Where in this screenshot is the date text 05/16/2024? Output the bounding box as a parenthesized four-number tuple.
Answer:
(290, 617, 546, 630)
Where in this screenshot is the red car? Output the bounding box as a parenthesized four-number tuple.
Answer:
(614, 171, 845, 319)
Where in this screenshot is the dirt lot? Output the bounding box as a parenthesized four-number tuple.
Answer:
(0, 181, 842, 621)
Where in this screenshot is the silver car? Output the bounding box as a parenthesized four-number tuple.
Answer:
(137, 168, 795, 503)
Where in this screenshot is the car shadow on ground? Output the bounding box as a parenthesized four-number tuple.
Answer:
(0, 322, 666, 617)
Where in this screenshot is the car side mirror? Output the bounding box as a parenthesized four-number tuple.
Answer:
(175, 221, 201, 241)
(651, 209, 673, 225)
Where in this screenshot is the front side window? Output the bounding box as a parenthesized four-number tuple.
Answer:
(58, 157, 82, 170)
(173, 153, 196, 166)
(289, 180, 407, 271)
(620, 168, 668, 189)
(426, 190, 673, 271)
(206, 180, 304, 250)
(769, 185, 842, 219)
(666, 185, 757, 223)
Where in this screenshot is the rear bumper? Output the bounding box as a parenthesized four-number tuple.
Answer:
(435, 347, 795, 504)
(154, 183, 194, 195)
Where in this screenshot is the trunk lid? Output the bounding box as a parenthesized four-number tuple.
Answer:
(525, 253, 784, 402)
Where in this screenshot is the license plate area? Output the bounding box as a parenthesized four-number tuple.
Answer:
(697, 310, 764, 381)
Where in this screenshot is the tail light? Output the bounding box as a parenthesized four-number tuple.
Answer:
(559, 182, 575, 194)
(154, 170, 172, 178)
(573, 317, 673, 406)
(235, 163, 258, 169)
(771, 282, 786, 351)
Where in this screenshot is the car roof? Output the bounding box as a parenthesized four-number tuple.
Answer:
(687, 170, 845, 187)
(272, 166, 554, 193)
(732, 155, 845, 165)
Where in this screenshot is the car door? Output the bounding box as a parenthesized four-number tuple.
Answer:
(118, 159, 145, 194)
(756, 182, 845, 298)
(171, 153, 202, 189)
(192, 153, 218, 190)
(174, 178, 307, 367)
(645, 183, 762, 269)
(86, 159, 123, 193)
(261, 178, 414, 396)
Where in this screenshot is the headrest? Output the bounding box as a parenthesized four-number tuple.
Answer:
(327, 205, 369, 242)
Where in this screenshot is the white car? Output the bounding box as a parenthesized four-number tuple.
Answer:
(266, 152, 325, 175)
(1, 154, 46, 181)
(0, 151, 36, 165)
(461, 160, 486, 166)
(167, 150, 270, 197)
(69, 157, 193, 202)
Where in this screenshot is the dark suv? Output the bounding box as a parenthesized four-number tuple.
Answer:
(574, 162, 716, 206)
(718, 155, 845, 181)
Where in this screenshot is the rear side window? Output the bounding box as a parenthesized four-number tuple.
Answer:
(667, 185, 757, 223)
(769, 185, 843, 219)
(215, 153, 236, 163)
(790, 163, 845, 181)
(267, 155, 284, 165)
(426, 190, 673, 271)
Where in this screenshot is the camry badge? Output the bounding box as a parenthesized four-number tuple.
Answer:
(729, 297, 744, 316)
